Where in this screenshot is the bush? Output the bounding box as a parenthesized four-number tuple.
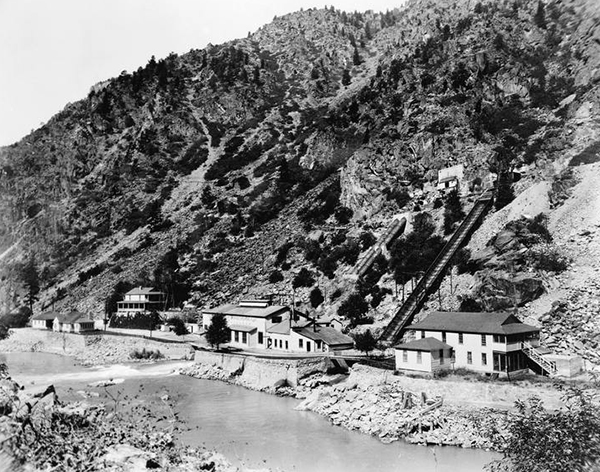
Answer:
(292, 268, 315, 289)
(269, 270, 284, 283)
(130, 348, 164, 360)
(529, 245, 570, 272)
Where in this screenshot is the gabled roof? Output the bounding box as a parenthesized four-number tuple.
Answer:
(395, 337, 453, 352)
(203, 303, 289, 319)
(125, 287, 163, 295)
(33, 311, 61, 321)
(295, 326, 353, 347)
(55, 311, 93, 324)
(406, 311, 540, 336)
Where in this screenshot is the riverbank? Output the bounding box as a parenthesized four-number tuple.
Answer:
(0, 328, 194, 365)
(181, 352, 579, 451)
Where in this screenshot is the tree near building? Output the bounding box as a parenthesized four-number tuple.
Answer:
(206, 313, 230, 350)
(353, 329, 377, 356)
(309, 287, 324, 308)
(337, 292, 369, 327)
(147, 310, 162, 338)
(168, 317, 189, 339)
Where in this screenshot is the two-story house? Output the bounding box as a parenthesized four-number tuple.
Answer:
(116, 287, 165, 317)
(395, 311, 541, 376)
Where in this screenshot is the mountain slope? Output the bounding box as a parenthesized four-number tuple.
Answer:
(0, 0, 599, 353)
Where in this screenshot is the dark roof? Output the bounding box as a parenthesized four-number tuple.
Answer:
(295, 327, 354, 347)
(33, 311, 61, 321)
(56, 311, 93, 324)
(203, 304, 289, 319)
(395, 337, 453, 352)
(407, 311, 540, 336)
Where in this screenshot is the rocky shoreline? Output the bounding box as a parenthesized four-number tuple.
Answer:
(181, 362, 507, 451)
(0, 328, 194, 366)
(0, 369, 245, 472)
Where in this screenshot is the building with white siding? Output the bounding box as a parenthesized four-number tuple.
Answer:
(396, 311, 541, 376)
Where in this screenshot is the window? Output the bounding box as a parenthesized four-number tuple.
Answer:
(442, 332, 446, 343)
(402, 350, 408, 362)
(439, 350, 444, 364)
(467, 351, 473, 364)
(493, 334, 506, 343)
(482, 353, 487, 366)
(421, 330, 426, 339)
(458, 333, 464, 344)
(242, 332, 247, 344)
(417, 351, 422, 364)
(235, 331, 239, 342)
(299, 339, 303, 349)
(307, 342, 311, 352)
(481, 334, 487, 346)
(258, 332, 264, 344)
(285, 341, 289, 350)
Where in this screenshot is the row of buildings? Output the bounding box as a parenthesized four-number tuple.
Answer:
(31, 286, 579, 377)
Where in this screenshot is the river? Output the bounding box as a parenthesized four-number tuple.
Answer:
(1, 352, 498, 472)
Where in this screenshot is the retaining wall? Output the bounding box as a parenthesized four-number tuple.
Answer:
(193, 350, 326, 390)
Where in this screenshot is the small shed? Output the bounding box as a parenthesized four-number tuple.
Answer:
(395, 337, 453, 373)
(32, 311, 60, 330)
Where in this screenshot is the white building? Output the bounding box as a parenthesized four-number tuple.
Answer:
(396, 311, 541, 376)
(32, 311, 60, 330)
(202, 300, 290, 349)
(52, 311, 96, 333)
(394, 337, 453, 373)
(116, 287, 165, 316)
(436, 164, 465, 195)
(202, 300, 353, 353)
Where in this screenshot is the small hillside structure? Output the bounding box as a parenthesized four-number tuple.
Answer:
(117, 287, 165, 316)
(396, 311, 542, 376)
(52, 311, 96, 333)
(437, 164, 465, 195)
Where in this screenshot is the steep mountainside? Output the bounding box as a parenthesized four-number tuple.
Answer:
(1, 0, 599, 353)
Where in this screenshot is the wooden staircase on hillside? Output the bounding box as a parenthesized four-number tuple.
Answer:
(521, 341, 557, 377)
(379, 191, 494, 346)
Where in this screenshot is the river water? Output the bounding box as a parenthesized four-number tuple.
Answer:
(1, 352, 497, 472)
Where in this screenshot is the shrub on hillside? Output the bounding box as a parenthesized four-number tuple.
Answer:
(528, 244, 570, 272)
(292, 268, 315, 289)
(269, 270, 284, 283)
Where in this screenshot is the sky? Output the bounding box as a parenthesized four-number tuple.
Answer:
(0, 0, 405, 146)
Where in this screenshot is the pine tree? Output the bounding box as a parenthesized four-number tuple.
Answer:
(443, 189, 465, 235)
(534, 1, 546, 29)
(353, 47, 361, 66)
(309, 287, 324, 308)
(206, 313, 230, 350)
(21, 255, 40, 315)
(495, 172, 515, 210)
(342, 69, 351, 86)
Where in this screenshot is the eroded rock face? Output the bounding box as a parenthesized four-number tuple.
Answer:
(474, 270, 545, 311)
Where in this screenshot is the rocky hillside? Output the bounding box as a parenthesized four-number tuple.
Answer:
(1, 0, 599, 358)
